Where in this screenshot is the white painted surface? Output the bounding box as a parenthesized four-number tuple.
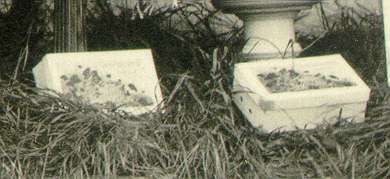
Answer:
(240, 12, 302, 58)
(384, 0, 390, 86)
(233, 54, 371, 132)
(33, 49, 163, 115)
(213, 0, 317, 58)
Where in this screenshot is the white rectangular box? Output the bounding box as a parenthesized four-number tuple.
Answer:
(33, 49, 163, 115)
(233, 54, 371, 132)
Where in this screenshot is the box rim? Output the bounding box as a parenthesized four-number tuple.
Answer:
(234, 54, 371, 109)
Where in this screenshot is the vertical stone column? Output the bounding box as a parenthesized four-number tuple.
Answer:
(54, 0, 87, 52)
(212, 0, 318, 59)
(239, 11, 300, 59)
(383, 0, 390, 86)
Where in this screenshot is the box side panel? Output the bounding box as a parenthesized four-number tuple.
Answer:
(143, 50, 164, 105)
(33, 57, 51, 89)
(233, 86, 368, 132)
(260, 102, 367, 132)
(233, 92, 265, 128)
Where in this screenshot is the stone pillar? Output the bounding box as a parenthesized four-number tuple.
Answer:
(212, 0, 318, 59)
(383, 0, 390, 86)
(54, 0, 87, 52)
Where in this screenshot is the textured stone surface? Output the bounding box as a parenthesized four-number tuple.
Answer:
(33, 49, 163, 115)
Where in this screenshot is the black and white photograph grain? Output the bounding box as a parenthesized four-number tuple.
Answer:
(0, 0, 389, 178)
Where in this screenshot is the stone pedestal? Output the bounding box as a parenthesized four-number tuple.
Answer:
(212, 0, 318, 59)
(212, 1, 371, 132)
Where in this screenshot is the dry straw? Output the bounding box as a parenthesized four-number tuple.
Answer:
(0, 1, 389, 178)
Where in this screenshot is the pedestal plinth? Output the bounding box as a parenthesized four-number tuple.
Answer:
(212, 0, 319, 59)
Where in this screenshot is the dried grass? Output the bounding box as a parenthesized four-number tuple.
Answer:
(0, 1, 389, 179)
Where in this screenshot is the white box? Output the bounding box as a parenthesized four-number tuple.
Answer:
(33, 49, 163, 115)
(233, 54, 371, 132)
